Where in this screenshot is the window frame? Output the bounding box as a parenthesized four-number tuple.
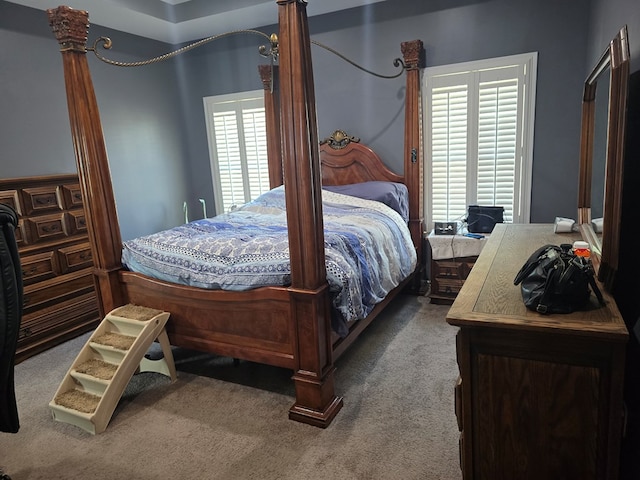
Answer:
(203, 90, 269, 215)
(423, 52, 537, 227)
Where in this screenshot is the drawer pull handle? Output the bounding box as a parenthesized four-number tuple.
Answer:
(79, 252, 90, 260)
(35, 197, 54, 205)
(22, 266, 38, 276)
(19, 327, 32, 339)
(74, 193, 82, 200)
(41, 225, 59, 233)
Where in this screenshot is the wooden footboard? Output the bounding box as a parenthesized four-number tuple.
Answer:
(120, 271, 297, 368)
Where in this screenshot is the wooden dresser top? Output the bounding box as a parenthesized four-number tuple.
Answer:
(446, 223, 628, 341)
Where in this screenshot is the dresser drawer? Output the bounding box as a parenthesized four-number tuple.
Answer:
(0, 191, 25, 246)
(23, 269, 94, 313)
(66, 209, 87, 235)
(23, 212, 69, 244)
(432, 257, 475, 280)
(432, 277, 465, 297)
(21, 251, 57, 285)
(17, 292, 100, 361)
(0, 189, 21, 214)
(58, 242, 93, 273)
(61, 183, 84, 209)
(20, 185, 63, 215)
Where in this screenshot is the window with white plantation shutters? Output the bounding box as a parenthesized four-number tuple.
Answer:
(204, 91, 269, 215)
(424, 53, 537, 228)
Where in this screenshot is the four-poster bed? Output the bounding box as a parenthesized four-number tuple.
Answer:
(47, 1, 424, 427)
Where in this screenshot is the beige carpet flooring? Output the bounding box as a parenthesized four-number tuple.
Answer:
(0, 294, 462, 480)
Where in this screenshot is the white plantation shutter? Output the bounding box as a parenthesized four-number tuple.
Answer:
(431, 84, 469, 222)
(204, 91, 270, 214)
(424, 53, 537, 227)
(242, 107, 270, 200)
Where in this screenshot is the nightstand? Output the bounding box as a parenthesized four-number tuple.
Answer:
(426, 230, 488, 304)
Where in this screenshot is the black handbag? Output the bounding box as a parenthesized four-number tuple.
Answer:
(513, 243, 604, 314)
(466, 205, 504, 233)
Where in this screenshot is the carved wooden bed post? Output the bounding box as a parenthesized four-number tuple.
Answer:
(401, 39, 425, 293)
(277, 0, 343, 427)
(47, 6, 124, 317)
(259, 64, 283, 188)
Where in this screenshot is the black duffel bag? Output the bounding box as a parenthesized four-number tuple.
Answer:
(0, 203, 22, 433)
(513, 243, 604, 314)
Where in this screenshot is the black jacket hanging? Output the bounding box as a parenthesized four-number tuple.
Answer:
(0, 203, 22, 433)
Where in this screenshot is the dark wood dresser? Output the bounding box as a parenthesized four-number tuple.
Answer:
(447, 223, 627, 480)
(0, 174, 101, 363)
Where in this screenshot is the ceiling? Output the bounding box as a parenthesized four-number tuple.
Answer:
(8, 0, 388, 44)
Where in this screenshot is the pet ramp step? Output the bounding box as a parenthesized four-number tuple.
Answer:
(49, 304, 177, 435)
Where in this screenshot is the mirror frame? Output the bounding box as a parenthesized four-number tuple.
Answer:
(578, 25, 630, 292)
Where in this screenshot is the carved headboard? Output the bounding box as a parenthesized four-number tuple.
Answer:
(319, 130, 404, 186)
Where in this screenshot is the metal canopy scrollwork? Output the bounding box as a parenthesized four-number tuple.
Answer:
(54, 3, 408, 82)
(88, 30, 279, 68)
(311, 41, 406, 79)
(320, 130, 360, 150)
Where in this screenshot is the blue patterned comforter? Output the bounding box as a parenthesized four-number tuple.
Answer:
(122, 186, 416, 336)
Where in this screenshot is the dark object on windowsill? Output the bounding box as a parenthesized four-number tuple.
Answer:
(466, 205, 504, 233)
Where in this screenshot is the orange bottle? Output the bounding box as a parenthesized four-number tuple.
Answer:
(573, 240, 591, 258)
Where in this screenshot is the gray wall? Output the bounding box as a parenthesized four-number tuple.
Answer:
(0, 1, 190, 241)
(1, 0, 638, 240)
(588, 0, 640, 71)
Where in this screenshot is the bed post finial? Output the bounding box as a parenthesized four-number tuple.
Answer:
(401, 39, 423, 71)
(47, 6, 89, 52)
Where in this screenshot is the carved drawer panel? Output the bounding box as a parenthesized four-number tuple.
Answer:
(67, 210, 87, 235)
(23, 212, 68, 244)
(0, 191, 24, 246)
(61, 184, 84, 209)
(20, 251, 57, 285)
(0, 189, 21, 214)
(58, 242, 93, 273)
(21, 186, 63, 215)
